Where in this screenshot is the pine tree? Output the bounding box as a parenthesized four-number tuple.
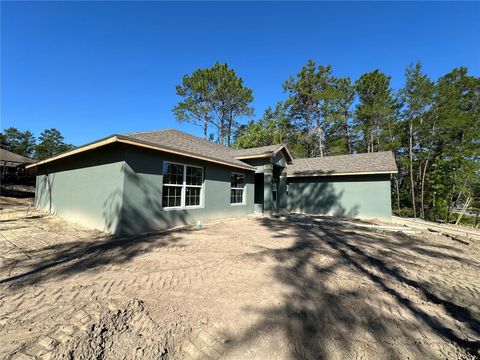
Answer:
(0, 127, 36, 158)
(35, 129, 75, 160)
(354, 70, 398, 153)
(173, 63, 254, 146)
(399, 63, 434, 218)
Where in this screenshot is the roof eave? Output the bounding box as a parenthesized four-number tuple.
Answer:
(234, 144, 294, 164)
(26, 135, 118, 169)
(234, 153, 273, 160)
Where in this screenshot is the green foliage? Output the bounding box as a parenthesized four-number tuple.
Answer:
(173, 67, 215, 139)
(326, 77, 356, 155)
(234, 103, 287, 148)
(1, 127, 75, 160)
(234, 102, 307, 157)
(3, 61, 478, 226)
(283, 60, 342, 157)
(0, 127, 36, 158)
(354, 70, 399, 153)
(234, 61, 479, 225)
(173, 62, 254, 145)
(35, 128, 75, 160)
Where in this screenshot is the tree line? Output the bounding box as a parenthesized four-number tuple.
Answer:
(0, 127, 75, 160)
(1, 61, 477, 224)
(173, 61, 479, 225)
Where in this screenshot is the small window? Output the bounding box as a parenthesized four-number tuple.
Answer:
(162, 162, 203, 208)
(162, 185, 182, 208)
(231, 173, 246, 205)
(163, 163, 183, 185)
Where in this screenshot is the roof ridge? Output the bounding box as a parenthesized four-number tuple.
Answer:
(125, 130, 289, 154)
(127, 128, 233, 149)
(233, 143, 283, 149)
(126, 128, 177, 135)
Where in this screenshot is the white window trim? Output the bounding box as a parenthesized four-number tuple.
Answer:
(162, 161, 204, 210)
(230, 172, 246, 206)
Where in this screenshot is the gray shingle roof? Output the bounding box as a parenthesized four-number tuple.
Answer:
(0, 148, 35, 167)
(122, 129, 254, 170)
(231, 144, 284, 157)
(288, 151, 398, 177)
(26, 128, 397, 176)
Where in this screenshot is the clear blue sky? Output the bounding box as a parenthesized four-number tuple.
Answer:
(2, 1, 479, 146)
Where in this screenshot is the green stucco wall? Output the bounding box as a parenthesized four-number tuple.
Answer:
(120, 146, 254, 234)
(35, 144, 254, 235)
(35, 144, 126, 233)
(34, 142, 392, 233)
(287, 174, 392, 220)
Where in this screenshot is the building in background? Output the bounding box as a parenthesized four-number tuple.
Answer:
(0, 148, 35, 185)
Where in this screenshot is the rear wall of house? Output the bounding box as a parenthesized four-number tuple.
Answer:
(287, 174, 392, 220)
(35, 144, 126, 233)
(120, 146, 255, 234)
(35, 144, 255, 235)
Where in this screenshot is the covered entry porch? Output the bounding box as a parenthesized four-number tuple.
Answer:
(231, 144, 293, 217)
(253, 164, 287, 216)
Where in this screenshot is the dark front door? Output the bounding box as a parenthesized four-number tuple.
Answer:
(272, 179, 278, 213)
(254, 173, 264, 214)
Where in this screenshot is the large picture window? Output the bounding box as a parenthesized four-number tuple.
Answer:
(231, 173, 246, 205)
(162, 162, 203, 208)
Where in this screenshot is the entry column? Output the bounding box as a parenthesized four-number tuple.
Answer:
(278, 168, 288, 215)
(263, 163, 273, 217)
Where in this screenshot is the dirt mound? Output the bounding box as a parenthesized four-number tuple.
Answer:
(52, 299, 169, 360)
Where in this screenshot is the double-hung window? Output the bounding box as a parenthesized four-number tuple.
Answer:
(230, 173, 246, 205)
(162, 162, 203, 209)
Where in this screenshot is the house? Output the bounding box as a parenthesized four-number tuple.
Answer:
(0, 148, 35, 184)
(26, 129, 398, 234)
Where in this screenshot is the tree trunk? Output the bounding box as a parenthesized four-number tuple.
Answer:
(219, 117, 226, 145)
(227, 120, 232, 147)
(317, 123, 324, 157)
(203, 119, 208, 140)
(420, 159, 428, 219)
(445, 186, 455, 223)
(369, 129, 374, 153)
(305, 106, 313, 157)
(344, 111, 352, 154)
(446, 131, 466, 222)
(226, 109, 235, 147)
(409, 120, 417, 218)
(387, 120, 394, 151)
(394, 175, 401, 216)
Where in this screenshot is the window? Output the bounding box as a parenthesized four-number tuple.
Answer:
(185, 166, 203, 206)
(162, 162, 203, 208)
(231, 173, 246, 205)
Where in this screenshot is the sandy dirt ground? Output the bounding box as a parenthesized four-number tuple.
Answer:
(1, 197, 479, 359)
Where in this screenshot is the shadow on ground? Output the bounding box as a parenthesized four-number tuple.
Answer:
(0, 228, 189, 286)
(0, 186, 35, 199)
(218, 218, 480, 359)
